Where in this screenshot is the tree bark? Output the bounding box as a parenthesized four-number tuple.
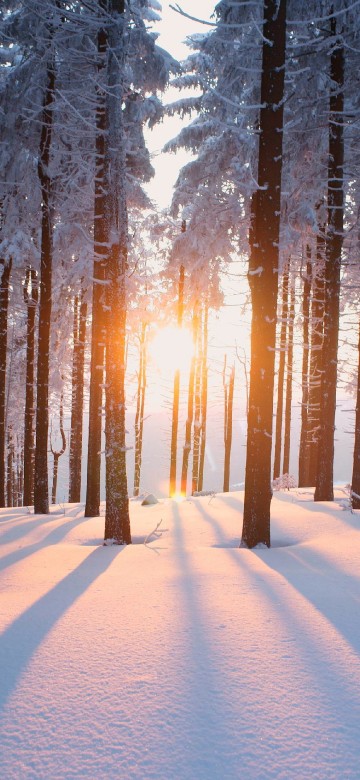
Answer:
(198, 302, 209, 492)
(85, 13, 108, 517)
(273, 261, 289, 480)
(315, 16, 344, 502)
(33, 59, 55, 514)
(169, 258, 185, 497)
(191, 311, 202, 494)
(223, 360, 235, 493)
(50, 395, 66, 504)
(241, 0, 286, 548)
(23, 267, 38, 506)
(351, 321, 360, 510)
(103, 0, 131, 544)
(69, 292, 87, 503)
(298, 248, 312, 487)
(133, 321, 147, 497)
(307, 242, 325, 486)
(282, 280, 295, 475)
(180, 308, 197, 496)
(0, 257, 12, 508)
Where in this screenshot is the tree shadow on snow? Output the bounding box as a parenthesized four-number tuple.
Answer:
(0, 545, 125, 713)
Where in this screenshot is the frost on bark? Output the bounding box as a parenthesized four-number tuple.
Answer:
(23, 267, 38, 507)
(282, 280, 295, 475)
(69, 292, 87, 503)
(273, 261, 289, 480)
(103, 2, 131, 544)
(85, 13, 108, 518)
(241, 0, 286, 549)
(351, 321, 360, 510)
(169, 259, 184, 497)
(33, 59, 55, 515)
(0, 257, 12, 508)
(315, 16, 344, 502)
(298, 248, 312, 487)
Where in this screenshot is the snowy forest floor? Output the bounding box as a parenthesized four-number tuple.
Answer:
(0, 488, 360, 780)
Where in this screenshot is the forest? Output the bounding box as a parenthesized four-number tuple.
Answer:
(0, 0, 359, 548)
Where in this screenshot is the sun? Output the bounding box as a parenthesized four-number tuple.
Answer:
(149, 325, 194, 375)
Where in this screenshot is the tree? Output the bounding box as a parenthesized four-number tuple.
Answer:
(0, 256, 12, 507)
(69, 290, 87, 503)
(351, 320, 360, 510)
(23, 267, 38, 506)
(241, 0, 287, 548)
(273, 261, 290, 480)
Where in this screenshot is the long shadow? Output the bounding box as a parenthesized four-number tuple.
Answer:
(170, 503, 239, 778)
(0, 510, 93, 572)
(273, 490, 360, 529)
(0, 545, 125, 713)
(192, 499, 240, 548)
(0, 504, 84, 546)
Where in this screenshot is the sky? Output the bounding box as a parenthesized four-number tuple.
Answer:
(145, 1, 216, 209)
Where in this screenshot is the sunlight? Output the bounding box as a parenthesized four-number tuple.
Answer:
(149, 325, 194, 376)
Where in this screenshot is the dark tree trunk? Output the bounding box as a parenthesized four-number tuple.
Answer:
(50, 396, 66, 504)
(33, 59, 55, 515)
(85, 17, 108, 517)
(69, 292, 87, 503)
(307, 243, 325, 486)
(282, 281, 295, 475)
(0, 257, 12, 508)
(169, 258, 185, 497)
(198, 302, 209, 492)
(133, 322, 147, 497)
(241, 0, 286, 548)
(23, 267, 38, 506)
(103, 0, 131, 544)
(273, 261, 289, 480)
(315, 17, 344, 502)
(298, 248, 312, 487)
(180, 308, 197, 496)
(351, 321, 360, 510)
(223, 360, 235, 493)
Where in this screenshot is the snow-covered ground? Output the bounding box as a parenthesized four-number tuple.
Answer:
(0, 488, 360, 780)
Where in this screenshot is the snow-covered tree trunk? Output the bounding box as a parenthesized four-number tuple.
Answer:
(191, 313, 202, 495)
(180, 308, 197, 496)
(315, 16, 344, 502)
(307, 244, 325, 486)
(241, 0, 286, 549)
(282, 280, 295, 475)
(169, 260, 184, 497)
(50, 395, 66, 504)
(0, 257, 12, 508)
(23, 268, 38, 507)
(223, 361, 235, 494)
(298, 249, 312, 487)
(198, 302, 209, 492)
(133, 321, 147, 497)
(273, 261, 289, 480)
(103, 2, 131, 544)
(351, 320, 360, 510)
(69, 292, 87, 503)
(85, 14, 108, 518)
(33, 56, 55, 515)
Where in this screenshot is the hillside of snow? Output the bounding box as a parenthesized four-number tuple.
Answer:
(0, 488, 360, 779)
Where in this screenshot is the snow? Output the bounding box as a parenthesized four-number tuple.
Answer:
(1, 488, 360, 779)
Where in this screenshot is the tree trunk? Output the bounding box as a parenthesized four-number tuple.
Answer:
(223, 360, 235, 493)
(315, 16, 344, 502)
(282, 280, 295, 475)
(103, 1, 131, 544)
(51, 395, 66, 505)
(273, 261, 289, 480)
(6, 426, 13, 508)
(0, 257, 12, 508)
(198, 302, 209, 492)
(191, 311, 202, 494)
(33, 59, 55, 515)
(180, 308, 197, 496)
(133, 321, 147, 497)
(69, 292, 87, 503)
(85, 15, 108, 517)
(307, 242, 325, 486)
(241, 0, 286, 549)
(169, 257, 185, 497)
(298, 248, 312, 487)
(351, 321, 360, 510)
(23, 267, 38, 506)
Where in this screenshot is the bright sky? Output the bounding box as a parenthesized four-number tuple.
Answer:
(145, 1, 215, 209)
